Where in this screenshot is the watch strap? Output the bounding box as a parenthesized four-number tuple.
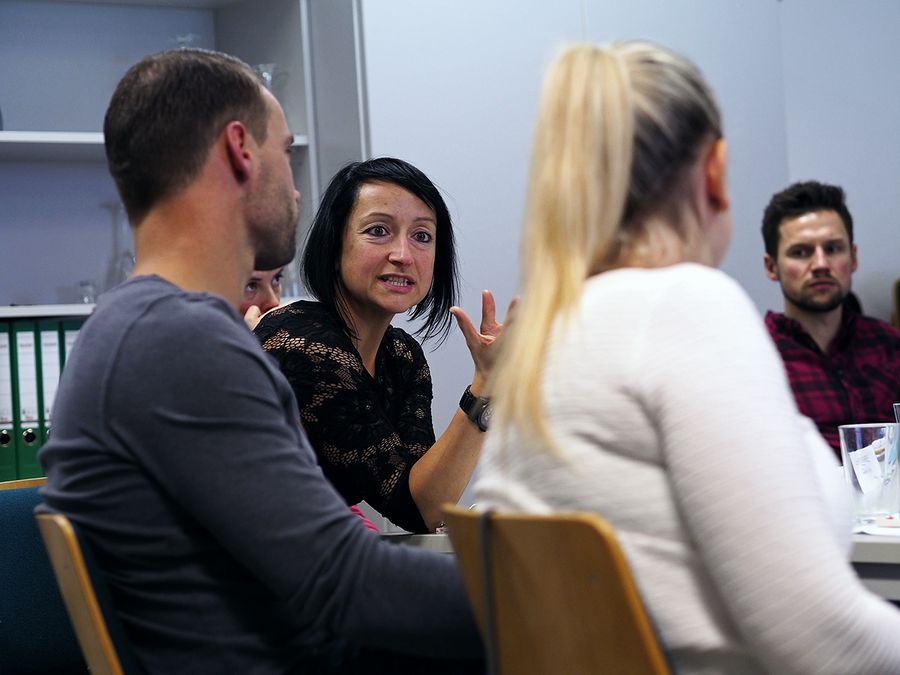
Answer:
(459, 385, 491, 432)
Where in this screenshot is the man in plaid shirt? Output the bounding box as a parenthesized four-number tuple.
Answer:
(762, 181, 900, 456)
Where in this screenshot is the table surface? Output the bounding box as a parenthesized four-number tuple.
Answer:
(377, 533, 897, 559)
(378, 533, 895, 559)
(380, 532, 454, 553)
(379, 532, 900, 597)
(852, 533, 900, 564)
(848, 534, 900, 601)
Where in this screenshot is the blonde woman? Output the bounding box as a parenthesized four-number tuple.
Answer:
(474, 42, 900, 673)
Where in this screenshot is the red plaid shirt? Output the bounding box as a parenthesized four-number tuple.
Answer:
(765, 310, 900, 457)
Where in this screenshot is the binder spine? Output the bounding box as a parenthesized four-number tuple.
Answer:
(61, 318, 84, 367)
(13, 321, 43, 479)
(0, 322, 16, 480)
(39, 320, 62, 445)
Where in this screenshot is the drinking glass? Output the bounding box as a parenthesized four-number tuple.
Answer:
(840, 422, 900, 525)
(103, 201, 134, 291)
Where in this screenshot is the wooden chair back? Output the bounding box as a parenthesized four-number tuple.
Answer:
(36, 512, 144, 675)
(0, 476, 48, 490)
(443, 505, 671, 675)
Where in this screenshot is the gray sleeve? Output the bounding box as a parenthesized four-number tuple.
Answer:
(108, 305, 480, 658)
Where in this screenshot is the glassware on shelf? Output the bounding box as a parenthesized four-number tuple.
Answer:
(252, 63, 289, 104)
(253, 63, 278, 91)
(103, 201, 135, 292)
(172, 33, 201, 50)
(78, 280, 97, 304)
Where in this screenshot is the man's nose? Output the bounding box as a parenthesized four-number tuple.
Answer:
(811, 246, 830, 269)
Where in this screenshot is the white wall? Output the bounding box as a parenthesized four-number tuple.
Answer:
(358, 0, 899, 505)
(358, 0, 779, 451)
(779, 0, 900, 321)
(581, 1, 789, 312)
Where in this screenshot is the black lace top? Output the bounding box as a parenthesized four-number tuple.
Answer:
(255, 301, 433, 532)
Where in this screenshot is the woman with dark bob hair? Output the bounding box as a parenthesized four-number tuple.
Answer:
(255, 157, 505, 533)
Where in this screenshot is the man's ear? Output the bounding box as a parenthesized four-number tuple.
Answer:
(224, 121, 252, 183)
(763, 253, 780, 281)
(705, 138, 729, 212)
(850, 243, 859, 274)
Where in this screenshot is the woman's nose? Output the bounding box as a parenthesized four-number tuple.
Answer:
(388, 238, 412, 264)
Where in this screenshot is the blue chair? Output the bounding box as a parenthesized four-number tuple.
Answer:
(0, 478, 86, 674)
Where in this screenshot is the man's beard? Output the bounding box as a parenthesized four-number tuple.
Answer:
(254, 226, 296, 271)
(783, 286, 846, 314)
(252, 202, 299, 271)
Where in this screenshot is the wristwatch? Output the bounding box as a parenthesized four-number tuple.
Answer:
(459, 385, 492, 432)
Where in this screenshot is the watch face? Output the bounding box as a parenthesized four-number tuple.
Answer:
(477, 402, 493, 431)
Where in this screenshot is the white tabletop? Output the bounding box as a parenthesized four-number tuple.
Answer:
(852, 533, 900, 564)
(380, 532, 454, 553)
(851, 533, 900, 600)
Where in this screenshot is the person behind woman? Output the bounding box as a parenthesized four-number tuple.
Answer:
(256, 157, 504, 533)
(241, 266, 283, 329)
(475, 41, 900, 673)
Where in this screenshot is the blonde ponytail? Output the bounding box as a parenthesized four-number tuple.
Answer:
(491, 44, 634, 449)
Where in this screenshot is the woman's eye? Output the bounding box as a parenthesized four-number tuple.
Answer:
(413, 231, 433, 243)
(366, 225, 388, 237)
(245, 282, 258, 294)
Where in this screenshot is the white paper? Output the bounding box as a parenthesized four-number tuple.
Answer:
(849, 443, 884, 495)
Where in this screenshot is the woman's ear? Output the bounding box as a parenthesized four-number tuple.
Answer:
(704, 138, 729, 212)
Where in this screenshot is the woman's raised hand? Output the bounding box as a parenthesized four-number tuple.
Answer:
(450, 290, 516, 388)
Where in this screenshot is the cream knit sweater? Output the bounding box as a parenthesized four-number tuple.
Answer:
(476, 263, 900, 674)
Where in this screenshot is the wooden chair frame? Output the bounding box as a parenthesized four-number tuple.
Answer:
(443, 505, 671, 675)
(36, 512, 141, 675)
(0, 476, 47, 490)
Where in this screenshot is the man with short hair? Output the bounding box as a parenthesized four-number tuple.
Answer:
(38, 49, 481, 674)
(762, 180, 900, 455)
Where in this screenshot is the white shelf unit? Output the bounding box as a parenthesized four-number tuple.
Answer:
(0, 305, 94, 320)
(0, 131, 309, 163)
(0, 131, 105, 162)
(0, 0, 329, 309)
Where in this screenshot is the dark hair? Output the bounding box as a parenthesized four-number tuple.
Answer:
(104, 48, 269, 224)
(761, 180, 854, 258)
(302, 157, 458, 344)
